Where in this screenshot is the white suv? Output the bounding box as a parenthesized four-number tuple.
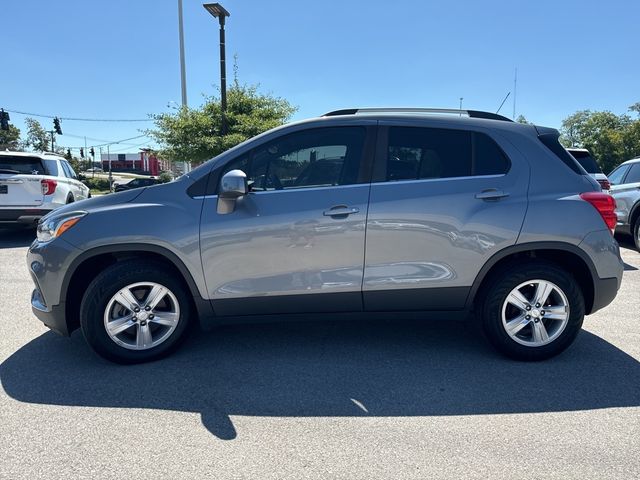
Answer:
(0, 151, 90, 226)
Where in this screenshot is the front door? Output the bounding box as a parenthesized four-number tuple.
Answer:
(200, 125, 375, 315)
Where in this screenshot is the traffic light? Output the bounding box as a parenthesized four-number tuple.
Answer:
(66, 148, 71, 157)
(53, 117, 62, 135)
(0, 109, 9, 131)
(80, 147, 84, 158)
(90, 147, 95, 157)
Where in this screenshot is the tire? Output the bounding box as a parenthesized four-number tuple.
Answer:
(633, 219, 640, 251)
(481, 260, 584, 361)
(66, 194, 75, 204)
(80, 260, 192, 364)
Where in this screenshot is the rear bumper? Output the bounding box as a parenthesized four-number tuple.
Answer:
(0, 208, 53, 225)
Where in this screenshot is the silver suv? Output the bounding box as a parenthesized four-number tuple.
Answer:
(608, 156, 640, 249)
(26, 108, 623, 364)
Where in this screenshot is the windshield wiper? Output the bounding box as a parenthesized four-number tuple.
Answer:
(0, 169, 21, 174)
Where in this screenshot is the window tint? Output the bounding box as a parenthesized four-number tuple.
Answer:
(0, 156, 45, 175)
(568, 150, 602, 174)
(474, 132, 511, 175)
(608, 164, 630, 185)
(59, 161, 72, 178)
(65, 162, 77, 179)
(625, 163, 640, 184)
(220, 127, 365, 192)
(386, 127, 510, 181)
(42, 159, 59, 176)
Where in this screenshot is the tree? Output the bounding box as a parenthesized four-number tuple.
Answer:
(23, 118, 51, 152)
(0, 124, 21, 151)
(559, 105, 640, 173)
(516, 115, 533, 125)
(148, 82, 297, 165)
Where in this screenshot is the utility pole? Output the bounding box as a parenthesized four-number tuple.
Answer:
(49, 131, 55, 152)
(107, 144, 113, 192)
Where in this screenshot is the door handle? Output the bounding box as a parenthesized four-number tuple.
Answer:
(475, 189, 510, 201)
(323, 205, 360, 217)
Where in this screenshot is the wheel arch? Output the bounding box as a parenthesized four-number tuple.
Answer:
(63, 244, 214, 334)
(467, 242, 597, 315)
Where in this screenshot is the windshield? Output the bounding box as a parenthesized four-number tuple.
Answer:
(568, 150, 602, 174)
(0, 155, 46, 175)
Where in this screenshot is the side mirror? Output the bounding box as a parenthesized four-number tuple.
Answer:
(217, 169, 248, 214)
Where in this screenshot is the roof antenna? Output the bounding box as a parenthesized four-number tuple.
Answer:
(496, 92, 511, 114)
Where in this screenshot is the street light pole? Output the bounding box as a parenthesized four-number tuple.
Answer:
(203, 3, 231, 135)
(178, 0, 188, 107)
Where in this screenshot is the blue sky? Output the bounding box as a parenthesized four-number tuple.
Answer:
(2, 0, 638, 154)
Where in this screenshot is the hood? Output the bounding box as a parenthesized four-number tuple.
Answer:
(41, 187, 147, 221)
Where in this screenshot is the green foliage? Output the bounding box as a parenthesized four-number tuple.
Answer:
(516, 115, 533, 125)
(158, 171, 173, 183)
(0, 124, 21, 151)
(82, 177, 110, 191)
(148, 82, 297, 165)
(23, 118, 50, 152)
(560, 106, 640, 173)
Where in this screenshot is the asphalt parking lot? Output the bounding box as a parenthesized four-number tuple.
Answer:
(0, 228, 638, 479)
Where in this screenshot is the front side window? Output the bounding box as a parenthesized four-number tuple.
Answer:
(386, 127, 510, 181)
(220, 127, 366, 192)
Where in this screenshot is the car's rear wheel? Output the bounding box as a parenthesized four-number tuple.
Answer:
(481, 261, 584, 361)
(633, 219, 640, 251)
(80, 260, 191, 364)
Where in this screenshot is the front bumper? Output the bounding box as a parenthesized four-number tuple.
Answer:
(31, 289, 69, 336)
(0, 208, 53, 225)
(27, 237, 81, 336)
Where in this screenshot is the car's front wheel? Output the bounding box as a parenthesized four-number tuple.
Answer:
(481, 261, 584, 361)
(80, 260, 191, 364)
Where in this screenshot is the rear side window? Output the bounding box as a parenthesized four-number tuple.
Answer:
(625, 163, 640, 184)
(42, 159, 59, 176)
(386, 127, 510, 181)
(0, 155, 45, 175)
(568, 150, 602, 174)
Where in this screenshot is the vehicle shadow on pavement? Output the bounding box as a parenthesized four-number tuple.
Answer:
(1, 319, 639, 440)
(0, 228, 36, 248)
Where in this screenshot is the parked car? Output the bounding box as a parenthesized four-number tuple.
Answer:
(114, 177, 160, 192)
(608, 157, 640, 249)
(27, 108, 623, 364)
(0, 151, 90, 226)
(85, 167, 104, 173)
(567, 148, 610, 192)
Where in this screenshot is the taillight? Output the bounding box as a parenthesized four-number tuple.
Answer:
(597, 179, 611, 191)
(41, 179, 57, 195)
(580, 192, 617, 232)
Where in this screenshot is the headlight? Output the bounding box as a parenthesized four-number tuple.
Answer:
(37, 211, 87, 243)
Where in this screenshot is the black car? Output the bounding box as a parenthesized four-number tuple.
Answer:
(114, 177, 160, 192)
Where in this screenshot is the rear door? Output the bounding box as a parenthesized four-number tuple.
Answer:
(363, 122, 529, 311)
(199, 124, 376, 315)
(0, 155, 45, 206)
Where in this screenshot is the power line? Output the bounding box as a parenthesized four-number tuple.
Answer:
(4, 108, 153, 122)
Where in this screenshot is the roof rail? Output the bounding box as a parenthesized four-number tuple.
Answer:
(322, 107, 513, 122)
